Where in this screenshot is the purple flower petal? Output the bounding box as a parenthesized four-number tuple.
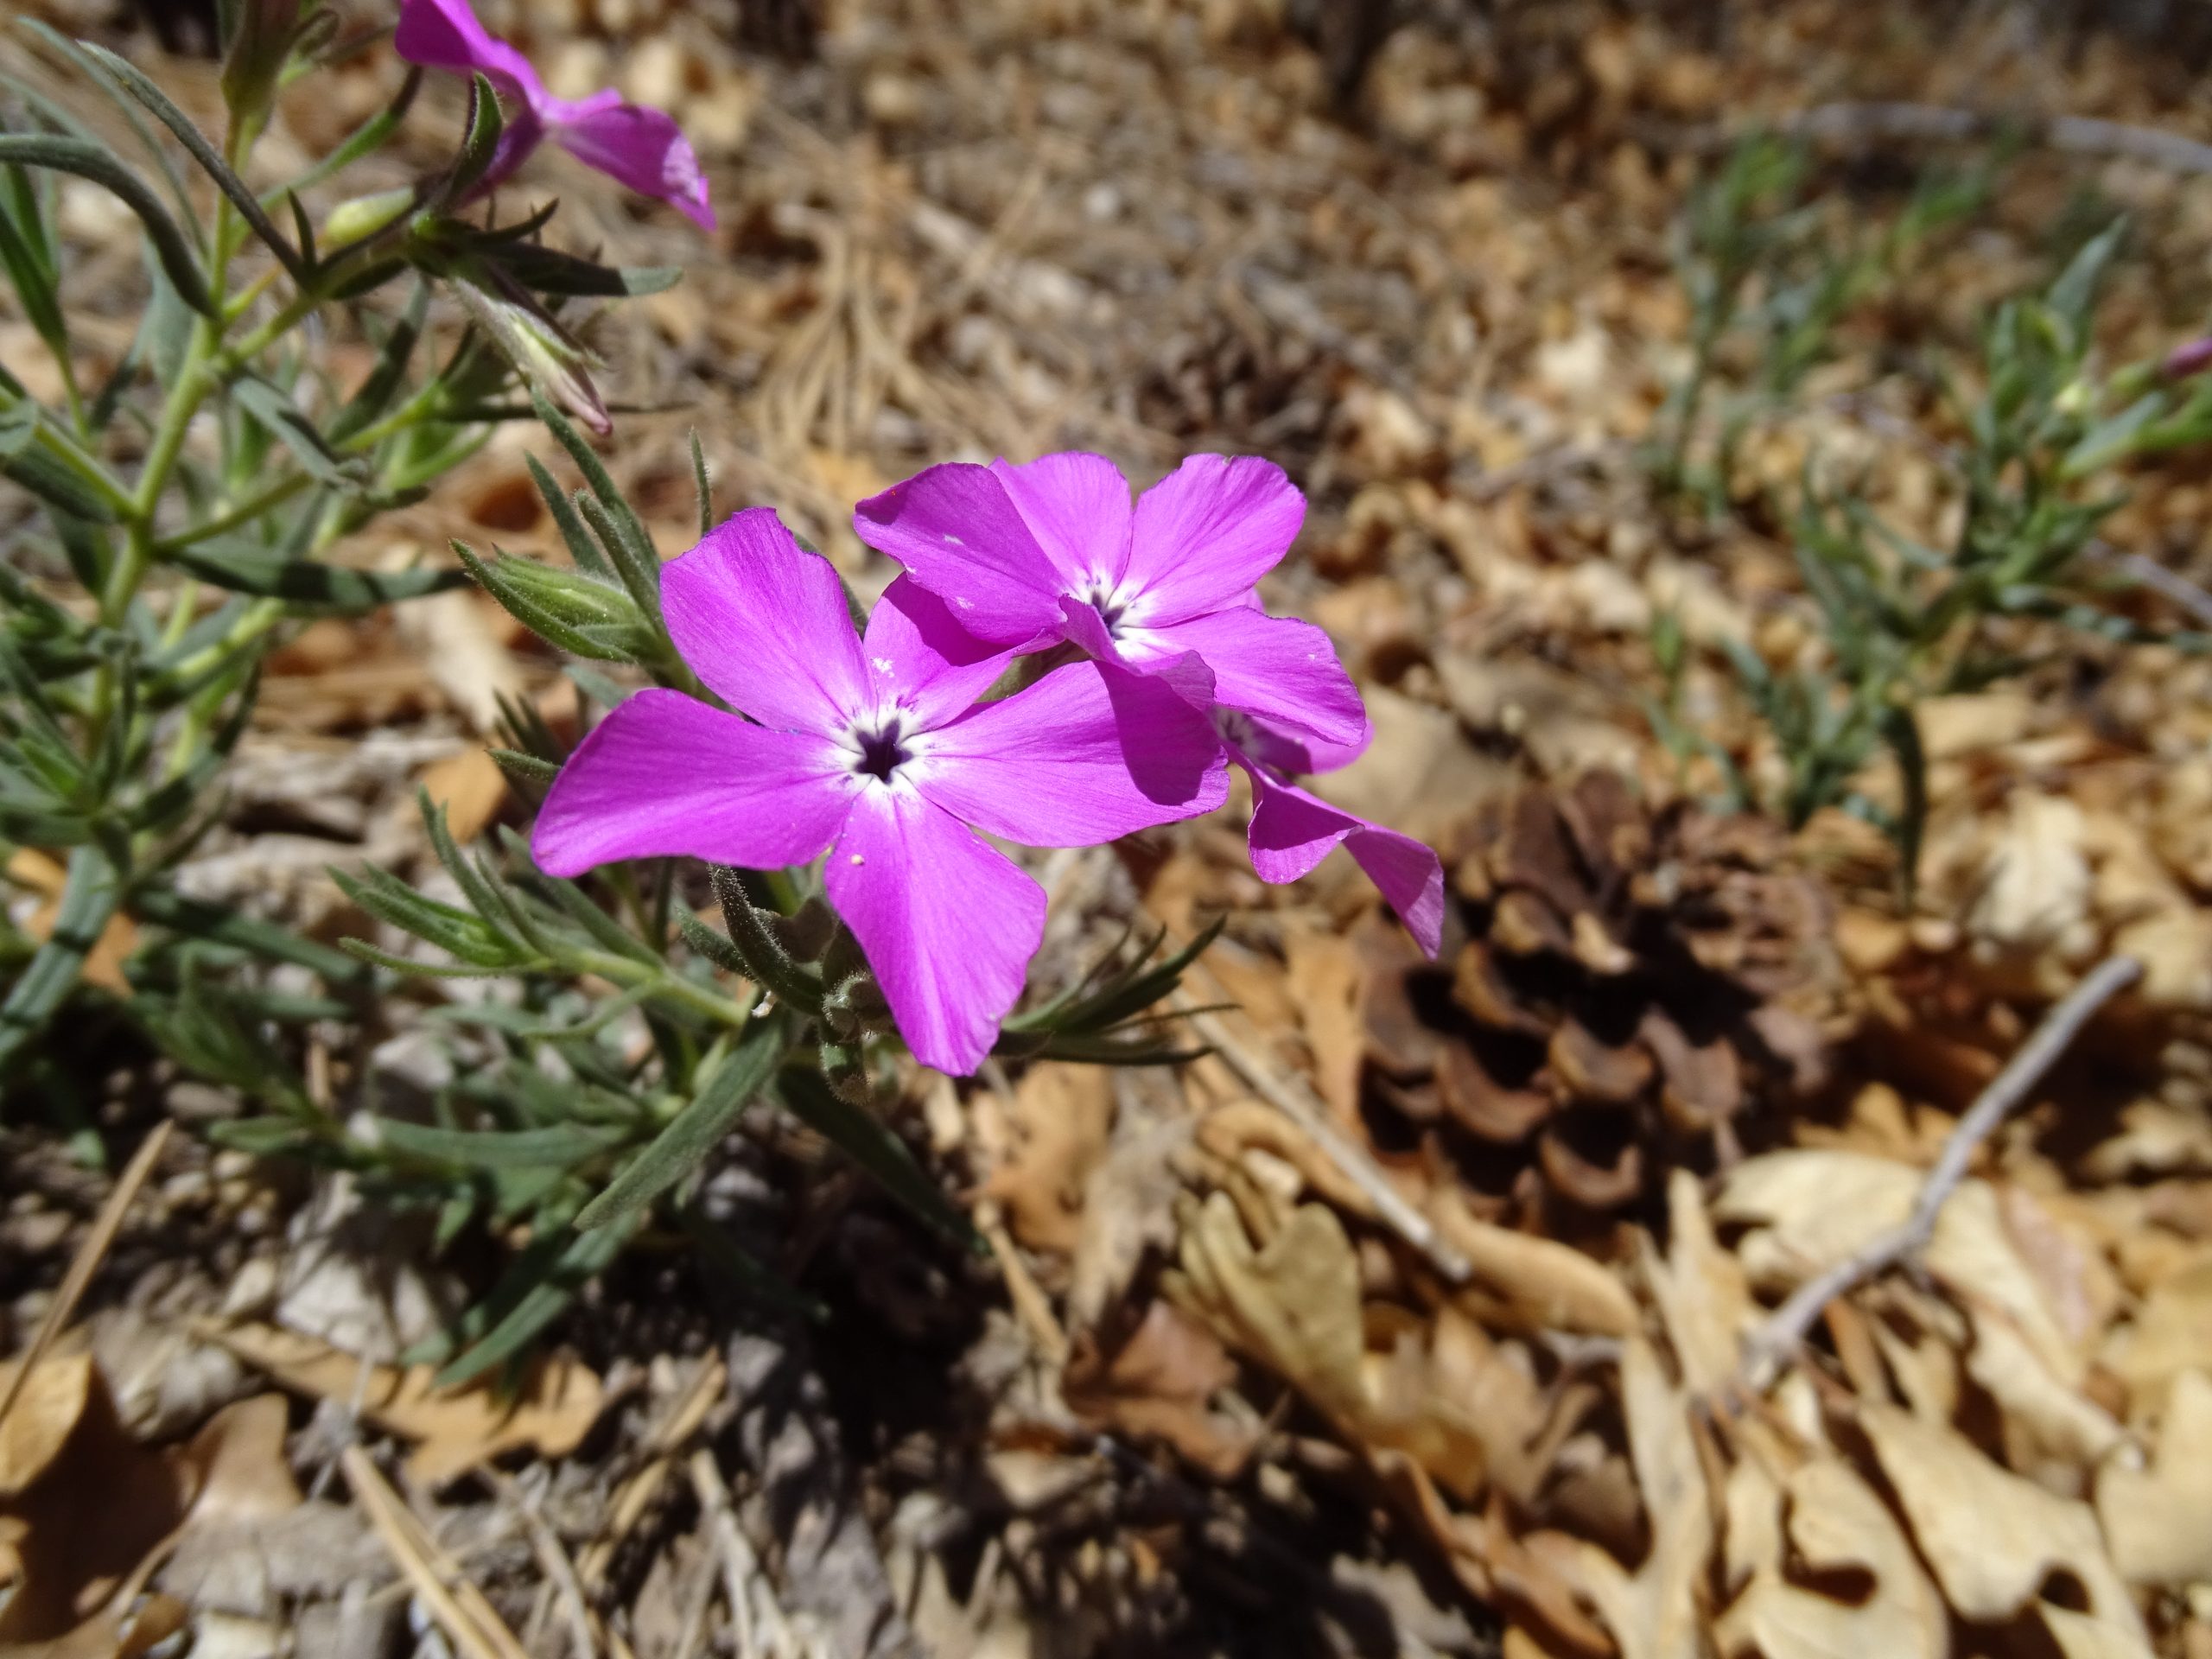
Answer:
(1218, 709, 1373, 777)
(393, 0, 545, 104)
(989, 452, 1134, 592)
(1123, 454, 1304, 626)
(859, 576, 1018, 729)
(1142, 604, 1368, 750)
(1244, 767, 1444, 957)
(1056, 594, 1119, 661)
(533, 690, 855, 877)
(662, 509, 870, 738)
(1057, 596, 1218, 709)
(915, 661, 1229, 846)
(825, 787, 1045, 1074)
(550, 99, 716, 230)
(852, 464, 1065, 648)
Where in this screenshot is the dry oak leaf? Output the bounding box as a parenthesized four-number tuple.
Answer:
(2095, 1367, 2212, 1586)
(0, 1356, 181, 1645)
(1170, 1195, 1492, 1497)
(1062, 1301, 1259, 1480)
(1643, 1169, 1752, 1395)
(1964, 1306, 2123, 1491)
(982, 1063, 1114, 1256)
(1427, 1187, 1639, 1338)
(1170, 1192, 1369, 1430)
(1553, 1338, 1708, 1659)
(1713, 1454, 1947, 1659)
(199, 1320, 603, 1486)
(1717, 1151, 2078, 1384)
(1859, 1403, 2148, 1649)
(2101, 1248, 2212, 1416)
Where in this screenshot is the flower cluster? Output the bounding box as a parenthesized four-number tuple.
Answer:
(397, 0, 715, 229)
(537, 454, 1441, 1077)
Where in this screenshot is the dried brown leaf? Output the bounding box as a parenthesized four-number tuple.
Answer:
(1859, 1402, 2145, 1642)
(200, 1321, 602, 1487)
(1713, 1456, 1947, 1659)
(2095, 1367, 2212, 1586)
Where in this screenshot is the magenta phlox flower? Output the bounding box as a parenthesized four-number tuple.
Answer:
(853, 453, 1368, 754)
(396, 0, 715, 230)
(1217, 711, 1445, 957)
(531, 509, 1229, 1074)
(855, 451, 1442, 955)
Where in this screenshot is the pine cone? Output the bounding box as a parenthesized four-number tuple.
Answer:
(1357, 771, 1850, 1224)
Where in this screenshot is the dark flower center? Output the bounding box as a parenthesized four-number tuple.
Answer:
(852, 717, 912, 783)
(1083, 583, 1128, 636)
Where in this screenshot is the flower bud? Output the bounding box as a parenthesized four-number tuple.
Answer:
(220, 0, 304, 126)
(321, 188, 416, 251)
(448, 274, 611, 436)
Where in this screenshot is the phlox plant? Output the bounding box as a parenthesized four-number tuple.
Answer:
(0, 0, 705, 1111)
(0, 0, 1441, 1381)
(1652, 149, 2212, 894)
(318, 430, 1442, 1382)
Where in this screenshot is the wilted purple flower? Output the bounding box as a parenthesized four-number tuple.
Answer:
(854, 452, 1440, 954)
(532, 509, 1228, 1074)
(1217, 712, 1445, 957)
(853, 453, 1368, 755)
(396, 0, 715, 230)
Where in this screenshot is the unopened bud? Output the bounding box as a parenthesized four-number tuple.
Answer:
(321, 188, 416, 250)
(448, 275, 611, 436)
(220, 0, 304, 125)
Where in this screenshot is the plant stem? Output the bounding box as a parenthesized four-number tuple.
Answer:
(151, 470, 313, 553)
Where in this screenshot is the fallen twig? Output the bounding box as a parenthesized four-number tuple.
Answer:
(575, 1352, 728, 1592)
(0, 1120, 170, 1430)
(1173, 988, 1472, 1285)
(1739, 954, 2141, 1389)
(345, 1445, 533, 1659)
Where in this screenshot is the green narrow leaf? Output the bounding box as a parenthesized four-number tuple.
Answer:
(529, 390, 656, 575)
(689, 429, 713, 538)
(2049, 217, 2126, 333)
(0, 842, 122, 1077)
(524, 454, 611, 577)
(0, 181, 67, 360)
(430, 1209, 638, 1389)
(230, 375, 367, 491)
(0, 134, 213, 315)
(263, 68, 422, 204)
(370, 1117, 627, 1173)
(168, 540, 464, 610)
(327, 279, 429, 444)
(129, 885, 372, 988)
(0, 406, 121, 524)
(441, 73, 507, 207)
(76, 41, 311, 287)
(776, 1065, 982, 1254)
(488, 748, 558, 789)
(574, 1020, 783, 1231)
(13, 22, 202, 237)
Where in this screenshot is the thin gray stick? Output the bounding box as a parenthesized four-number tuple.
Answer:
(1740, 954, 2141, 1389)
(1173, 994, 1473, 1285)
